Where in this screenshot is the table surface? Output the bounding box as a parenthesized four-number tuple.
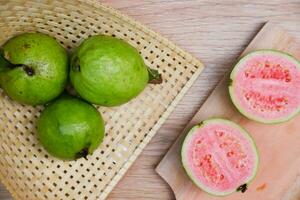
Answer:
(1, 0, 300, 199)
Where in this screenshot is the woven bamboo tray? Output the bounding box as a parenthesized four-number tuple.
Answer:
(0, 0, 204, 199)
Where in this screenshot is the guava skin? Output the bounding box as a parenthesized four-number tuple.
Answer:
(70, 35, 149, 106)
(37, 95, 105, 160)
(0, 33, 68, 105)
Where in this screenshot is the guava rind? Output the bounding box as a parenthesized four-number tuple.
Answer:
(181, 118, 259, 196)
(37, 95, 105, 160)
(229, 49, 300, 124)
(70, 35, 149, 106)
(0, 32, 68, 105)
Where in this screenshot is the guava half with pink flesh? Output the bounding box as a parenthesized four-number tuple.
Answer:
(229, 50, 300, 124)
(181, 118, 259, 196)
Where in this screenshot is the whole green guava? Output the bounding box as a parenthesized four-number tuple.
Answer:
(0, 32, 68, 105)
(70, 35, 161, 107)
(37, 95, 105, 160)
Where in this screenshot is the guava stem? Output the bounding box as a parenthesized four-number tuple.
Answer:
(65, 83, 78, 96)
(147, 67, 162, 84)
(73, 63, 80, 72)
(75, 147, 89, 160)
(72, 56, 81, 72)
(23, 65, 35, 76)
(236, 184, 248, 193)
(0, 51, 34, 76)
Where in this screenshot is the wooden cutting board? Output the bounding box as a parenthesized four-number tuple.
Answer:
(156, 22, 300, 200)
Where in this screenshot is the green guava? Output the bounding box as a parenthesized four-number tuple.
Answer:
(0, 32, 68, 105)
(70, 35, 162, 107)
(37, 95, 105, 160)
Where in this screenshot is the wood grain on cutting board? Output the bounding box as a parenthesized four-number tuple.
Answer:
(156, 22, 300, 200)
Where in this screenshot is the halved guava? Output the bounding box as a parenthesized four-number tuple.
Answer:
(181, 118, 259, 196)
(229, 50, 300, 124)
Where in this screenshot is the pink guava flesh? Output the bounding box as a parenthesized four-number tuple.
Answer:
(231, 51, 300, 123)
(183, 120, 258, 195)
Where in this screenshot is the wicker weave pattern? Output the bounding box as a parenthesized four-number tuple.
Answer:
(0, 0, 204, 199)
